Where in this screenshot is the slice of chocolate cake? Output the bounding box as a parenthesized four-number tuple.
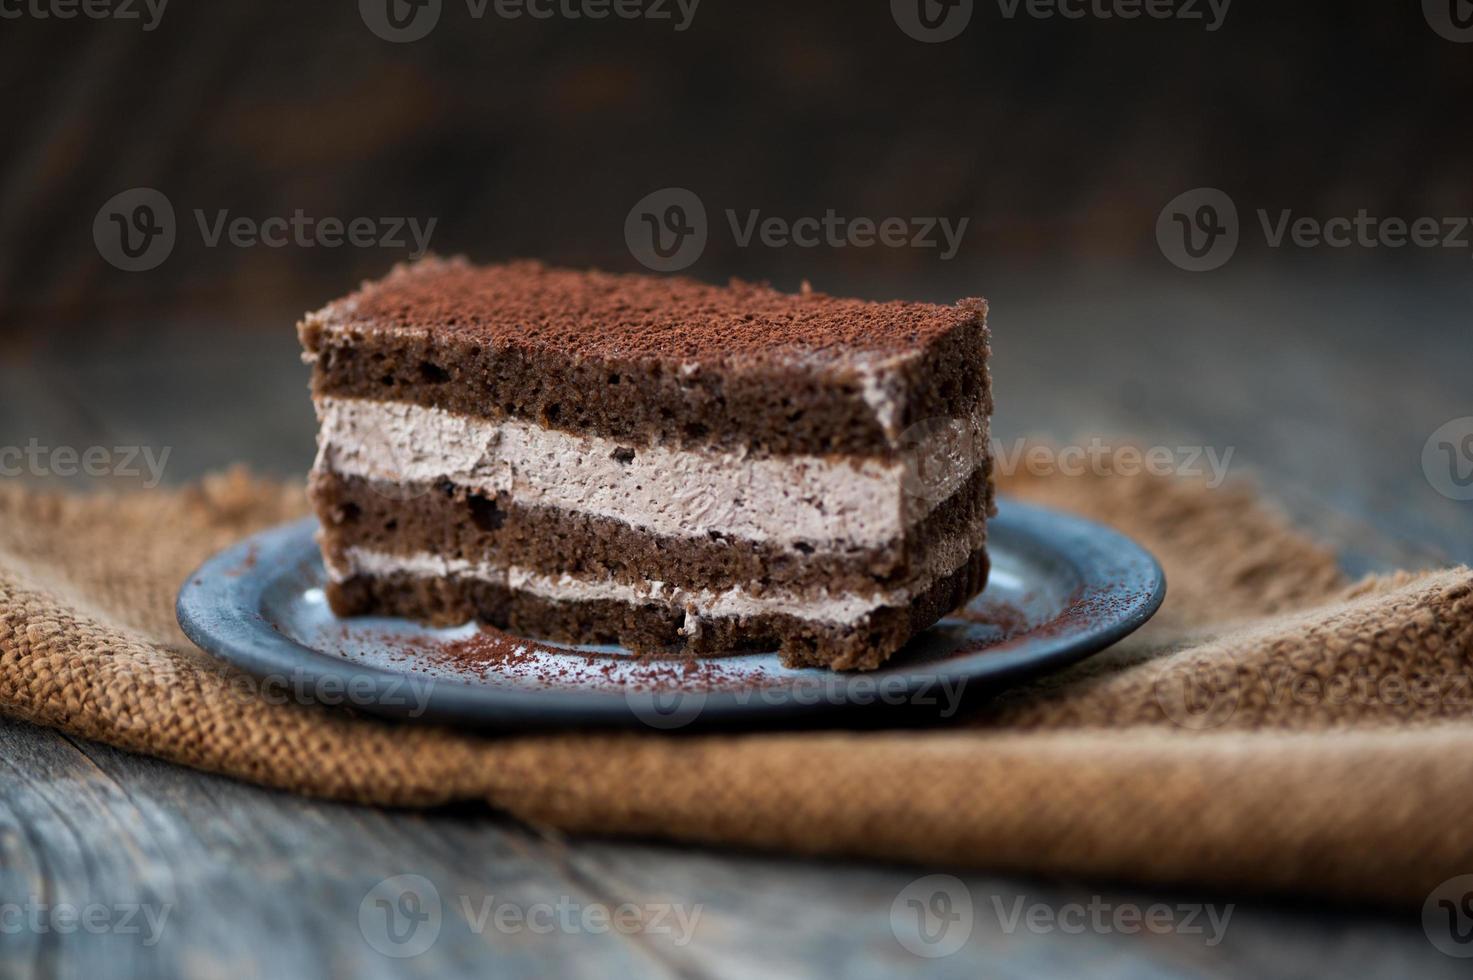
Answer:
(299, 257, 993, 670)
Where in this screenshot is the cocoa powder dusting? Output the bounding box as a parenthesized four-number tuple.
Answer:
(311, 256, 980, 365)
(360, 624, 775, 693)
(950, 598, 1031, 640)
(952, 586, 1154, 656)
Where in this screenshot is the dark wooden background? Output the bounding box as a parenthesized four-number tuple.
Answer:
(2, 1, 1471, 326)
(4, 0, 1473, 975)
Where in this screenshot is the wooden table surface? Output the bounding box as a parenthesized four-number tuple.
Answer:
(2, 263, 1471, 978)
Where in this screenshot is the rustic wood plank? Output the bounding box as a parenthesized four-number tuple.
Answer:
(3, 267, 1471, 976)
(0, 719, 687, 979)
(1, 716, 1466, 979)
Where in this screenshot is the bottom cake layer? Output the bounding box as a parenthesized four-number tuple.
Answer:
(325, 546, 990, 671)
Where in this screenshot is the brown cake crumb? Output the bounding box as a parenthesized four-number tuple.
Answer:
(299, 256, 991, 455)
(313, 256, 980, 365)
(301, 258, 994, 670)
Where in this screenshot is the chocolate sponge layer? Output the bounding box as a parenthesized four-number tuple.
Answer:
(300, 258, 991, 456)
(325, 545, 991, 671)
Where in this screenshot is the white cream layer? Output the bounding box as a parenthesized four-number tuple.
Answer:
(328, 546, 939, 626)
(314, 396, 985, 550)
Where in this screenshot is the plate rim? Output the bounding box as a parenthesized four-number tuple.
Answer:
(176, 498, 1166, 730)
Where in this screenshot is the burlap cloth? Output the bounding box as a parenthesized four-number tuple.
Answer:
(3, 462, 1471, 903)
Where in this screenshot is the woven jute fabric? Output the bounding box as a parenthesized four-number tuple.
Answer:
(2, 463, 1471, 902)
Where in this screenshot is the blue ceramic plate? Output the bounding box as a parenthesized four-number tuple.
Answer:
(176, 499, 1164, 731)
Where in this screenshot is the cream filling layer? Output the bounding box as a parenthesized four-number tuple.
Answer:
(314, 396, 986, 550)
(327, 532, 979, 626)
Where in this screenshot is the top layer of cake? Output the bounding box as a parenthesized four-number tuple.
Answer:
(310, 257, 979, 365)
(301, 258, 990, 455)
